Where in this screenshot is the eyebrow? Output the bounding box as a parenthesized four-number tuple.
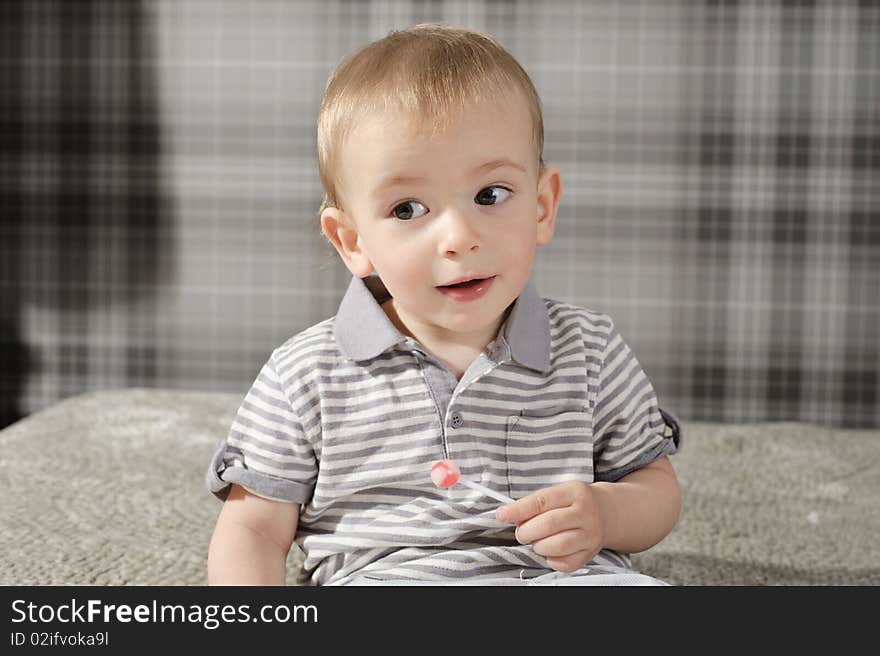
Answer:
(371, 158, 527, 199)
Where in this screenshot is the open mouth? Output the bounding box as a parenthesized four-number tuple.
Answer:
(437, 276, 495, 289)
(439, 277, 488, 289)
(436, 275, 496, 301)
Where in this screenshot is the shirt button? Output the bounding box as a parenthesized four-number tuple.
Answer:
(450, 412, 463, 429)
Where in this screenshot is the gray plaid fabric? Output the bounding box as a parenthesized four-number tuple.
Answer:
(1, 1, 877, 428)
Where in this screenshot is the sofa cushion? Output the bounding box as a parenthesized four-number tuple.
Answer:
(1, 389, 877, 585)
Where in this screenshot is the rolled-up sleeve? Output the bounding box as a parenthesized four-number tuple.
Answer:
(207, 353, 317, 503)
(592, 322, 682, 483)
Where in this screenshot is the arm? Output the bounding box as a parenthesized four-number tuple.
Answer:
(495, 456, 681, 573)
(590, 456, 681, 554)
(207, 484, 300, 585)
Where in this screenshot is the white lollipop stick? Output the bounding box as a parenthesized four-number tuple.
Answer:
(456, 478, 514, 504)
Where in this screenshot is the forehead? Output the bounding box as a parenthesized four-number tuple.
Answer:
(341, 91, 536, 181)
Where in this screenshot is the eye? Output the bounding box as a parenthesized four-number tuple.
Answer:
(390, 200, 428, 221)
(474, 186, 512, 206)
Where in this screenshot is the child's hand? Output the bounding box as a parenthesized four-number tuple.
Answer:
(495, 480, 610, 573)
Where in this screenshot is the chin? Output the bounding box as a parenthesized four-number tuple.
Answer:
(440, 309, 504, 333)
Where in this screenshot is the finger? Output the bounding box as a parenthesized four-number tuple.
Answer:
(530, 528, 591, 559)
(495, 484, 576, 524)
(514, 507, 581, 545)
(546, 549, 593, 574)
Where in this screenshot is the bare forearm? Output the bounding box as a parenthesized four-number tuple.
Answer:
(591, 456, 682, 554)
(208, 521, 289, 585)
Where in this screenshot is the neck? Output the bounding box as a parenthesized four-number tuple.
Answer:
(381, 300, 508, 379)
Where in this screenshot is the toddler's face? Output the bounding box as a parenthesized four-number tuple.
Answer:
(324, 91, 560, 343)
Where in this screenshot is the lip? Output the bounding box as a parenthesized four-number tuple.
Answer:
(436, 275, 496, 302)
(438, 274, 493, 287)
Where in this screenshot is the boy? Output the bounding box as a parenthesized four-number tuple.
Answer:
(207, 23, 682, 586)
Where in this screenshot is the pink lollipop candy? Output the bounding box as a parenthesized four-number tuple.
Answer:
(430, 459, 514, 504)
(430, 459, 461, 489)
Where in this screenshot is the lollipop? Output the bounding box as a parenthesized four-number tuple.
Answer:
(430, 459, 514, 504)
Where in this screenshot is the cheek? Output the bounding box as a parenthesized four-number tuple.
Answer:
(497, 221, 538, 258)
(366, 236, 429, 284)
(360, 225, 408, 262)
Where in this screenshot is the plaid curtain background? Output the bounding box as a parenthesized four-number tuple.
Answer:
(1, 0, 877, 429)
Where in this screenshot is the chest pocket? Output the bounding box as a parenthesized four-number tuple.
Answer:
(504, 410, 593, 500)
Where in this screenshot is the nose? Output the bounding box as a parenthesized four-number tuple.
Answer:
(436, 208, 481, 258)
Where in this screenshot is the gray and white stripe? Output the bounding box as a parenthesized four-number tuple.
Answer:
(208, 276, 679, 585)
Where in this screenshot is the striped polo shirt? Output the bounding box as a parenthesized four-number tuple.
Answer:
(207, 275, 681, 585)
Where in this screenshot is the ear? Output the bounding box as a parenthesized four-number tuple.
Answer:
(320, 207, 374, 278)
(535, 165, 562, 246)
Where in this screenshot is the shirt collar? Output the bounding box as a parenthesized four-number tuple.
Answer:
(333, 275, 551, 373)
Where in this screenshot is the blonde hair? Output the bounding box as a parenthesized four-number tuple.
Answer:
(316, 23, 545, 215)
